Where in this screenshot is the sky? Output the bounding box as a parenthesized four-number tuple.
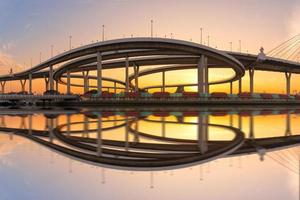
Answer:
(0, 0, 300, 93)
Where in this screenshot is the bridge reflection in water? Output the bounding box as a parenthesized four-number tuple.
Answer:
(1, 106, 300, 199)
(0, 107, 300, 170)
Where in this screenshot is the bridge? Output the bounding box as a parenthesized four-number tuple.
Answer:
(0, 37, 300, 105)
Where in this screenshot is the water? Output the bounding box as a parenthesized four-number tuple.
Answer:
(0, 106, 299, 200)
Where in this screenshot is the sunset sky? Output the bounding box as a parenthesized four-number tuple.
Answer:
(0, 0, 300, 93)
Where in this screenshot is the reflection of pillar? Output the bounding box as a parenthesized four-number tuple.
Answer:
(150, 171, 154, 189)
(0, 116, 5, 127)
(83, 116, 89, 137)
(28, 115, 32, 135)
(125, 117, 129, 151)
(197, 114, 208, 153)
(20, 116, 26, 129)
(230, 81, 233, 94)
(97, 114, 102, 156)
(134, 118, 139, 143)
(49, 118, 54, 142)
(285, 113, 291, 136)
(0, 81, 6, 93)
(68, 159, 73, 173)
(134, 64, 139, 92)
(67, 70, 71, 94)
(249, 114, 254, 139)
(162, 71, 166, 92)
(229, 115, 233, 126)
(97, 52, 102, 95)
(162, 117, 166, 137)
(249, 67, 255, 95)
(238, 115, 242, 130)
(285, 72, 292, 96)
(66, 114, 71, 136)
(125, 56, 129, 92)
(238, 78, 242, 94)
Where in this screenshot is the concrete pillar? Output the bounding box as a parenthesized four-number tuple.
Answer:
(67, 70, 71, 94)
(44, 76, 49, 91)
(49, 65, 54, 91)
(125, 56, 129, 92)
(55, 80, 59, 92)
(230, 81, 233, 94)
(285, 72, 292, 96)
(238, 78, 242, 93)
(133, 118, 139, 143)
(28, 73, 32, 94)
(97, 52, 102, 95)
(134, 64, 139, 92)
(198, 55, 205, 95)
(0, 81, 6, 93)
(249, 68, 255, 95)
(20, 79, 27, 92)
(204, 57, 209, 93)
(82, 71, 89, 93)
(114, 82, 117, 94)
(49, 118, 54, 143)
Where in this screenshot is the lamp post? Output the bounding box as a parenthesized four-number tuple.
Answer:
(69, 35, 72, 50)
(151, 20, 153, 38)
(200, 28, 203, 44)
(102, 25, 105, 41)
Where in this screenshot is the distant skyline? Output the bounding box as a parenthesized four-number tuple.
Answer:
(0, 0, 300, 72)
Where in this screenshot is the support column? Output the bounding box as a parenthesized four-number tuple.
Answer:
(198, 55, 205, 95)
(125, 55, 129, 93)
(44, 76, 49, 91)
(28, 114, 32, 135)
(55, 80, 59, 92)
(249, 67, 255, 95)
(230, 81, 233, 94)
(204, 57, 209, 93)
(114, 82, 117, 94)
(28, 73, 32, 94)
(67, 70, 71, 95)
(162, 71, 165, 92)
(49, 65, 54, 91)
(0, 81, 6, 94)
(238, 78, 242, 94)
(20, 79, 27, 92)
(133, 64, 139, 92)
(97, 52, 102, 96)
(82, 70, 90, 93)
(285, 72, 292, 96)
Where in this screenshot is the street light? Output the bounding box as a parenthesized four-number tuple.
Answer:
(150, 20, 153, 38)
(200, 28, 203, 44)
(69, 35, 72, 50)
(102, 25, 105, 42)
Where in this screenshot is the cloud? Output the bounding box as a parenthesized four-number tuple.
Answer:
(0, 51, 22, 74)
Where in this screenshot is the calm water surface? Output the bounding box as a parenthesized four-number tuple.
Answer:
(0, 106, 299, 200)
